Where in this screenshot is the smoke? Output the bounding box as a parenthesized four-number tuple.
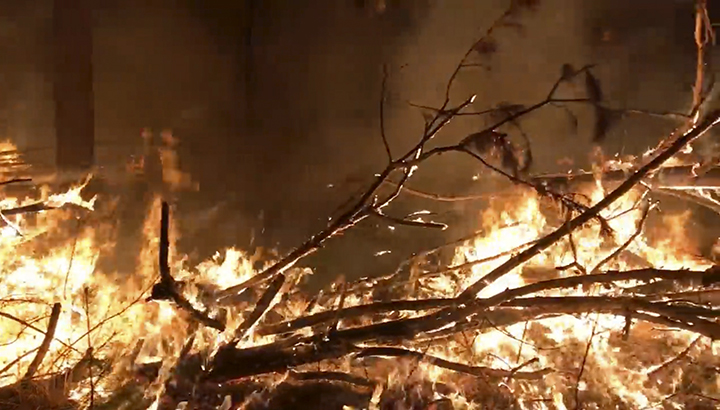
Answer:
(0, 0, 707, 282)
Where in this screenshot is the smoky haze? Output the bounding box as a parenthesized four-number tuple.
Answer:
(0, 0, 710, 285)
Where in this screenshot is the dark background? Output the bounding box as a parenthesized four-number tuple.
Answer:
(0, 0, 714, 286)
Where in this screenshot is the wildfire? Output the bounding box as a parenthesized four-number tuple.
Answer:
(0, 139, 717, 410)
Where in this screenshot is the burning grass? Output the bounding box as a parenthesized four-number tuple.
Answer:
(0, 165, 719, 409)
(0, 1, 719, 408)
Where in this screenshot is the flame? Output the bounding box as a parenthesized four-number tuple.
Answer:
(0, 137, 717, 409)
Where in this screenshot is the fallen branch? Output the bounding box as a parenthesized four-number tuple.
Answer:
(148, 201, 225, 331)
(590, 205, 649, 274)
(214, 31, 602, 307)
(288, 370, 375, 388)
(258, 298, 454, 336)
(209, 290, 720, 383)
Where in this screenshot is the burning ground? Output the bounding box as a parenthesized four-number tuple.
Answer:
(2, 1, 720, 409)
(2, 146, 720, 409)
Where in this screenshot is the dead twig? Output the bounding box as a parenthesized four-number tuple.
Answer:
(369, 209, 447, 230)
(0, 311, 80, 354)
(379, 64, 392, 162)
(655, 188, 720, 215)
(0, 348, 39, 377)
(214, 94, 474, 305)
(258, 298, 453, 336)
(288, 370, 375, 388)
(379, 180, 500, 202)
(0, 177, 31, 186)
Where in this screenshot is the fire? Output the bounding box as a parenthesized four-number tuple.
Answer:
(0, 139, 716, 409)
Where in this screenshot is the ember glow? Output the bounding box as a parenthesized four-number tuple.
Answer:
(0, 137, 718, 410)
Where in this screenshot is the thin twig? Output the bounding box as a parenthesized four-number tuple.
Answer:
(590, 201, 651, 274)
(215, 95, 475, 302)
(0, 311, 80, 353)
(258, 268, 709, 336)
(84, 288, 95, 409)
(356, 346, 552, 380)
(655, 188, 720, 215)
(0, 348, 38, 377)
(369, 209, 447, 230)
(379, 64, 392, 162)
(258, 297, 453, 336)
(0, 177, 31, 186)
